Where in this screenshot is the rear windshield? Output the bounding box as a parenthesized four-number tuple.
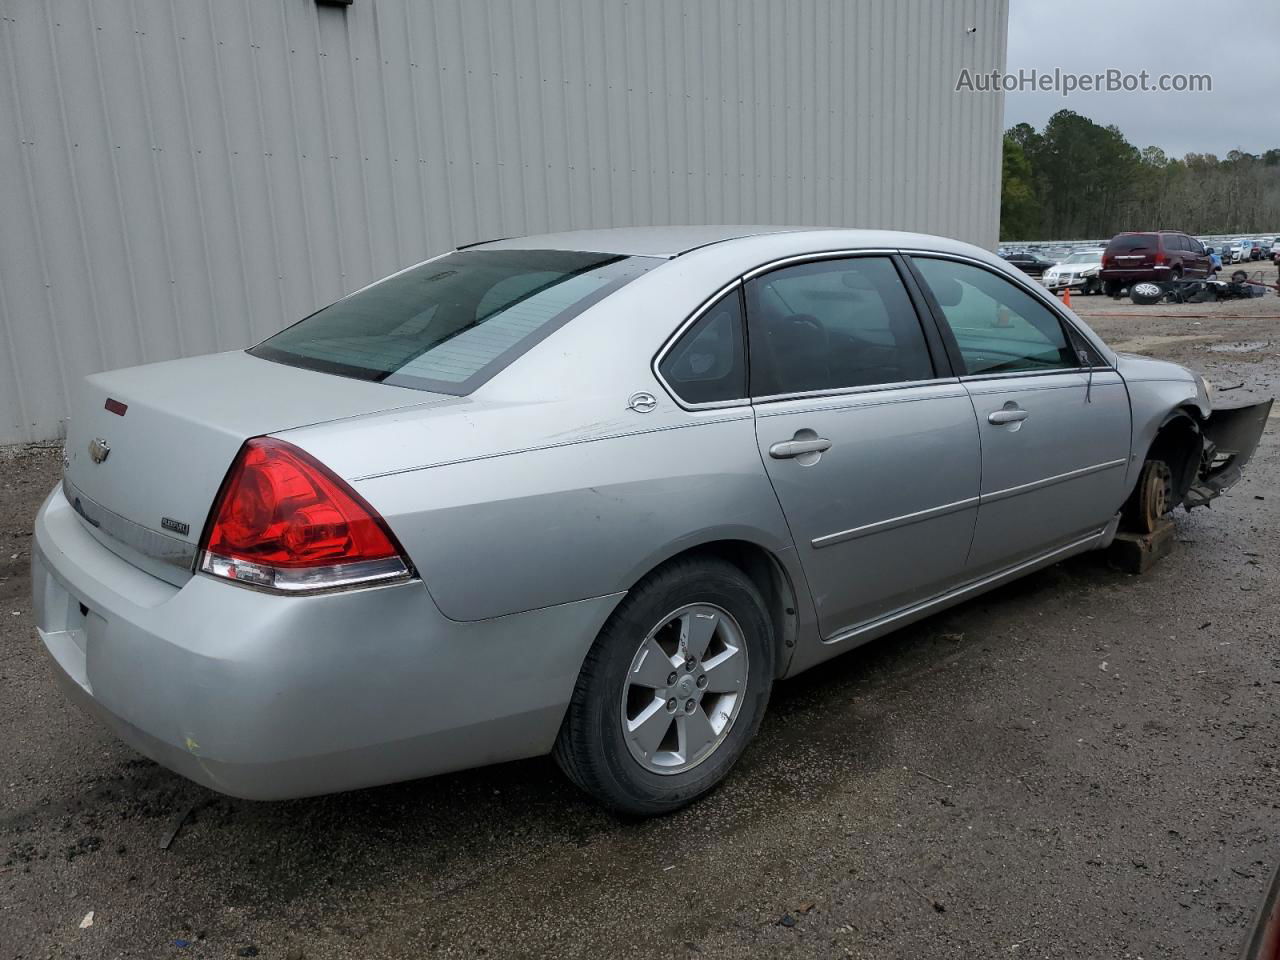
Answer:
(250, 249, 657, 394)
(1107, 233, 1157, 253)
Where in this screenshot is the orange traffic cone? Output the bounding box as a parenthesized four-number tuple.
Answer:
(1060, 286, 1072, 308)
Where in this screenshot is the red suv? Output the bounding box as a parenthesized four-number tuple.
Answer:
(1100, 231, 1212, 295)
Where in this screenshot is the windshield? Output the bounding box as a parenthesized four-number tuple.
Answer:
(251, 249, 657, 394)
(1063, 252, 1098, 264)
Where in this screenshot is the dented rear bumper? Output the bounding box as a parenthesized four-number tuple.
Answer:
(1184, 399, 1273, 508)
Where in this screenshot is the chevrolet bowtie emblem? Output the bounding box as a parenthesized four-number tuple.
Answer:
(88, 438, 110, 464)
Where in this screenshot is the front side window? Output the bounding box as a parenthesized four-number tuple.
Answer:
(658, 289, 747, 405)
(913, 258, 1076, 376)
(251, 249, 657, 394)
(745, 257, 934, 397)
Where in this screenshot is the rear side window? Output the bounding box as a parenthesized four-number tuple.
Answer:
(1107, 233, 1157, 253)
(251, 249, 656, 395)
(914, 257, 1075, 375)
(658, 289, 747, 405)
(745, 256, 935, 397)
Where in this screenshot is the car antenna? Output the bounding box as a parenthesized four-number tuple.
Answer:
(1078, 346, 1094, 403)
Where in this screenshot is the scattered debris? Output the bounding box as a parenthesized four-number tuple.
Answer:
(174, 940, 191, 949)
(1232, 867, 1257, 879)
(159, 802, 196, 851)
(237, 947, 260, 958)
(65, 836, 103, 861)
(796, 901, 816, 914)
(902, 879, 945, 913)
(939, 632, 964, 643)
(79, 911, 94, 929)
(777, 913, 797, 928)
(913, 769, 953, 789)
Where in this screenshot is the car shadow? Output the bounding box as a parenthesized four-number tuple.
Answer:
(31, 549, 1131, 915)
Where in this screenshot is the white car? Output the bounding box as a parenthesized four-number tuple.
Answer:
(1227, 240, 1247, 263)
(1043, 251, 1104, 295)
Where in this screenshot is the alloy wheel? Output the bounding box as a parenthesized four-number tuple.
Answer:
(620, 603, 748, 775)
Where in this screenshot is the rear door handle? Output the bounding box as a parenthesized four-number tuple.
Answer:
(987, 408, 1030, 425)
(769, 438, 832, 459)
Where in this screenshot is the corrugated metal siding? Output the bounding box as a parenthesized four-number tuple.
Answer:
(0, 0, 1007, 443)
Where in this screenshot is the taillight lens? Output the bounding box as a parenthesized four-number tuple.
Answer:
(199, 437, 411, 592)
(1153, 250, 1166, 265)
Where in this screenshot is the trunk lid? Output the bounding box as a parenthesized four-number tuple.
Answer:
(63, 350, 444, 585)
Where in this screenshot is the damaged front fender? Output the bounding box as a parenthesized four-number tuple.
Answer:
(1184, 398, 1274, 508)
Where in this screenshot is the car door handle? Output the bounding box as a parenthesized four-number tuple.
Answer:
(987, 408, 1030, 425)
(769, 437, 832, 459)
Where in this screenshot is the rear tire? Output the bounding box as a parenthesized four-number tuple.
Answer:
(554, 557, 775, 816)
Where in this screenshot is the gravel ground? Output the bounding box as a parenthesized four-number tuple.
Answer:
(2, 271, 1279, 960)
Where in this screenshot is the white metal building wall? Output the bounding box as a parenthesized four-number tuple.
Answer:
(0, 0, 1008, 444)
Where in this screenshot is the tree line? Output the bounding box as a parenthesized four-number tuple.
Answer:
(1000, 109, 1280, 241)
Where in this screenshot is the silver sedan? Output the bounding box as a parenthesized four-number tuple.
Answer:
(32, 226, 1271, 814)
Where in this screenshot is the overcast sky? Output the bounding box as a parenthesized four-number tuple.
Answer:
(1004, 0, 1278, 158)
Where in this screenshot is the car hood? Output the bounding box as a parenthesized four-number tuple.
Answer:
(1113, 352, 1195, 385)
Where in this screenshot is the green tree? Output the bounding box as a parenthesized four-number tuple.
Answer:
(1000, 135, 1040, 240)
(999, 115, 1280, 240)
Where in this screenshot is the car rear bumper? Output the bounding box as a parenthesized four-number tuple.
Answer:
(32, 484, 622, 799)
(1100, 266, 1175, 283)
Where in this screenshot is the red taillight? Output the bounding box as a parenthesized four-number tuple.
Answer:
(199, 437, 410, 592)
(1102, 254, 1112, 267)
(1153, 250, 1166, 265)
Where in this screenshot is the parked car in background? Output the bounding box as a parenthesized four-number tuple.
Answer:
(1000, 250, 1056, 278)
(1259, 238, 1274, 259)
(1227, 239, 1247, 263)
(1043, 250, 1104, 294)
(1245, 239, 1263, 261)
(32, 226, 1272, 815)
(1100, 231, 1212, 295)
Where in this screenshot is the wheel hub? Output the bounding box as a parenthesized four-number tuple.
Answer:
(620, 602, 749, 775)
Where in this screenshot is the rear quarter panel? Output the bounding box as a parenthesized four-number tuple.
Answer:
(351, 414, 798, 622)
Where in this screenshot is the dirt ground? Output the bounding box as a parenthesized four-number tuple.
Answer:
(2, 267, 1279, 960)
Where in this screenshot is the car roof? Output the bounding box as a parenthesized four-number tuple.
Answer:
(466, 225, 821, 258)
(468, 225, 1017, 261)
